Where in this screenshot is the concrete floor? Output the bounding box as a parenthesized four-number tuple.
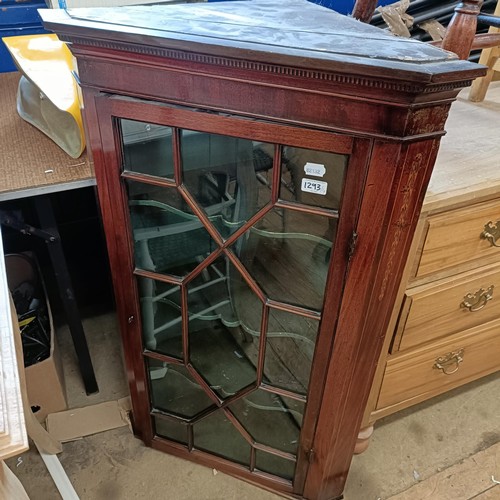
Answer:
(8, 312, 500, 499)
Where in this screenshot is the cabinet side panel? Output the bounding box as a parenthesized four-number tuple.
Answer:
(294, 138, 372, 494)
(82, 90, 153, 443)
(304, 136, 442, 500)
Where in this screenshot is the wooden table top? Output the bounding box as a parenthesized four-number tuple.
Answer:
(0, 72, 95, 201)
(425, 81, 500, 214)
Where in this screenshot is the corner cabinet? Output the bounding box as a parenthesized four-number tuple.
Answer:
(41, 2, 484, 499)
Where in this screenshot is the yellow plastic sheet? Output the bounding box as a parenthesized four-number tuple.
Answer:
(3, 34, 85, 158)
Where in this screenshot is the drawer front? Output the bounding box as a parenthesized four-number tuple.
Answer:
(377, 319, 500, 410)
(399, 264, 500, 351)
(417, 198, 500, 278)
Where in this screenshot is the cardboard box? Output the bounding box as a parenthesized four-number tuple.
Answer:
(5, 253, 67, 422)
(24, 325, 67, 423)
(46, 398, 132, 443)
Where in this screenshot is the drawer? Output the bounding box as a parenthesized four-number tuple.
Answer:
(377, 319, 500, 410)
(398, 263, 500, 351)
(416, 198, 500, 278)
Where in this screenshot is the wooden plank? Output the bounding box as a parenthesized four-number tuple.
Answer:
(0, 227, 28, 461)
(469, 0, 500, 103)
(0, 461, 29, 500)
(35, 443, 80, 500)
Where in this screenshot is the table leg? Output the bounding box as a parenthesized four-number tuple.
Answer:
(34, 195, 98, 395)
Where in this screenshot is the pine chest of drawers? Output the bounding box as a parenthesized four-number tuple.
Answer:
(360, 90, 500, 442)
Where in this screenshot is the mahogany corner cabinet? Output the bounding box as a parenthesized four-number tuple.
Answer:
(41, 2, 484, 499)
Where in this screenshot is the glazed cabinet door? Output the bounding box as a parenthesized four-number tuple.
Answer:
(94, 95, 368, 496)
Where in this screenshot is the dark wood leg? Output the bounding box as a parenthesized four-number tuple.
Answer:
(352, 0, 378, 23)
(34, 195, 99, 394)
(442, 1, 483, 59)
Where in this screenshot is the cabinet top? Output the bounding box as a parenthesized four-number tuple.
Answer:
(40, 0, 482, 85)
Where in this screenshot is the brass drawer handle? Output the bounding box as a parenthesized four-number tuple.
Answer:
(481, 221, 500, 247)
(434, 348, 465, 375)
(461, 285, 494, 312)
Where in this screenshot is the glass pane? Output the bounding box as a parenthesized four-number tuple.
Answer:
(120, 119, 174, 179)
(263, 309, 319, 395)
(255, 450, 296, 481)
(180, 130, 273, 239)
(154, 416, 188, 445)
(148, 359, 214, 419)
(193, 410, 251, 466)
(229, 390, 304, 455)
(232, 208, 334, 310)
(280, 146, 347, 210)
(137, 278, 182, 358)
(126, 180, 218, 277)
(188, 254, 261, 399)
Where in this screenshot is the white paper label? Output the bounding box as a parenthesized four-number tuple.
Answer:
(304, 162, 326, 178)
(301, 178, 328, 195)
